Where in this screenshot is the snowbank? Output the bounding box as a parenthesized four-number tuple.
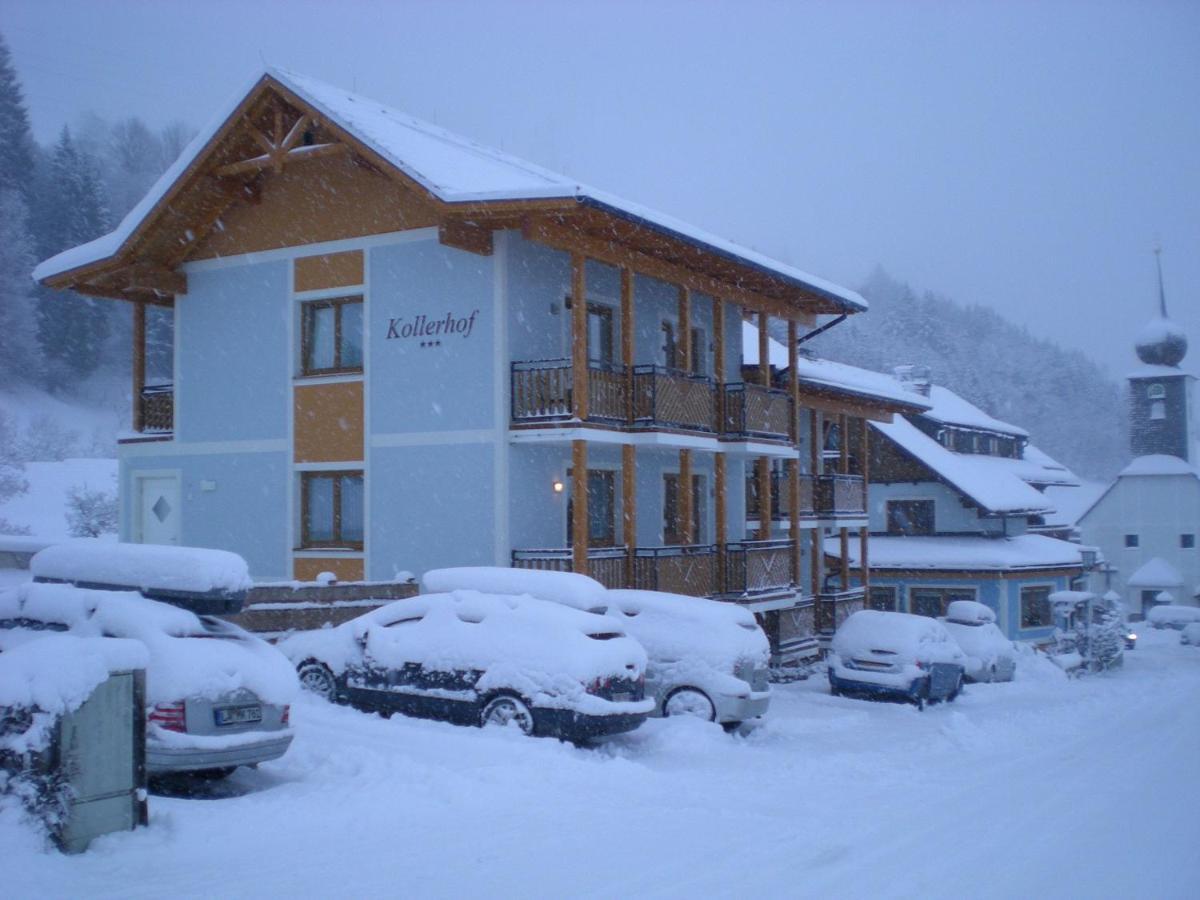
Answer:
(0, 458, 117, 540)
(1146, 605, 1200, 628)
(421, 567, 608, 613)
(945, 600, 996, 625)
(0, 633, 147, 715)
(32, 540, 252, 596)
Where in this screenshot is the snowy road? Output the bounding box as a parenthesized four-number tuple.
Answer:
(7, 630, 1200, 899)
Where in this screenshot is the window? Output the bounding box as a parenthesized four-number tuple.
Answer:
(301, 471, 364, 549)
(587, 304, 614, 367)
(868, 586, 898, 612)
(1020, 586, 1052, 629)
(887, 499, 934, 536)
(567, 470, 616, 547)
(661, 321, 678, 370)
(690, 327, 707, 377)
(1182, 534, 1196, 549)
(1149, 384, 1166, 421)
(663, 473, 704, 545)
(302, 296, 363, 375)
(1124, 534, 1139, 548)
(910, 588, 974, 619)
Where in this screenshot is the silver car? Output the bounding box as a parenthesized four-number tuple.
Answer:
(0, 583, 297, 779)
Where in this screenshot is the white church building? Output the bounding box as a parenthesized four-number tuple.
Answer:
(1078, 254, 1200, 616)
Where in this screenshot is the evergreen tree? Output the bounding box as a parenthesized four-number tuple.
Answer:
(0, 33, 35, 201)
(33, 127, 113, 390)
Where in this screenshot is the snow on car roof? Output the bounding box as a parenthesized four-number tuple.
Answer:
(605, 590, 768, 668)
(421, 567, 608, 612)
(832, 610, 955, 657)
(828, 534, 1087, 571)
(869, 417, 1052, 514)
(32, 539, 252, 596)
(34, 68, 865, 314)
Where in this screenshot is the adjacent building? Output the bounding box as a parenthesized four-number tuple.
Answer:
(1078, 254, 1200, 615)
(35, 69, 900, 665)
(825, 367, 1090, 642)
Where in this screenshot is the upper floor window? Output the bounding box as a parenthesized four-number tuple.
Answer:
(887, 499, 934, 536)
(301, 470, 364, 549)
(587, 304, 614, 367)
(689, 327, 707, 377)
(1148, 383, 1166, 420)
(1124, 534, 1139, 548)
(302, 296, 363, 376)
(1182, 534, 1195, 549)
(661, 320, 678, 370)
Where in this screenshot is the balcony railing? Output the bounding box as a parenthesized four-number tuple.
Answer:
(633, 544, 717, 596)
(140, 384, 174, 433)
(746, 472, 816, 522)
(633, 366, 716, 433)
(511, 546, 628, 590)
(511, 360, 628, 424)
(723, 539, 794, 596)
(723, 383, 792, 441)
(816, 587, 866, 634)
(813, 474, 866, 516)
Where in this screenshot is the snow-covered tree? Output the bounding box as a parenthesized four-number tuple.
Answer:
(65, 483, 117, 537)
(0, 410, 29, 535)
(0, 33, 35, 201)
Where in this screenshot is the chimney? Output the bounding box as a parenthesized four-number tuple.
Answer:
(892, 364, 932, 397)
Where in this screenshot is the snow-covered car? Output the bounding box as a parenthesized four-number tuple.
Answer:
(0, 582, 297, 778)
(940, 600, 1016, 683)
(605, 590, 770, 728)
(278, 590, 653, 742)
(423, 568, 772, 728)
(1145, 605, 1200, 630)
(1180, 623, 1200, 646)
(828, 610, 966, 709)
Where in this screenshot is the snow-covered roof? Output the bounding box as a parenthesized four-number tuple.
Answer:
(871, 416, 1053, 514)
(1127, 363, 1194, 380)
(828, 534, 1088, 571)
(1118, 454, 1200, 478)
(34, 69, 865, 314)
(919, 385, 1027, 438)
(1127, 557, 1184, 589)
(960, 444, 1080, 489)
(741, 322, 928, 410)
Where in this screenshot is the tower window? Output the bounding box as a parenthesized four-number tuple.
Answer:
(1182, 534, 1195, 549)
(1147, 384, 1166, 399)
(1148, 384, 1166, 420)
(1124, 534, 1139, 548)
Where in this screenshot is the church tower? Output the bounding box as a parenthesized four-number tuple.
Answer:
(1128, 250, 1195, 462)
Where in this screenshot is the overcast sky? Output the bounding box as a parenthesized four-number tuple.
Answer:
(3, 0, 1197, 378)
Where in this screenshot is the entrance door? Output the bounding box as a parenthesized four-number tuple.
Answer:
(136, 475, 180, 545)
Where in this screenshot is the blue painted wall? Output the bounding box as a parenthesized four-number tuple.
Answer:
(177, 262, 289, 443)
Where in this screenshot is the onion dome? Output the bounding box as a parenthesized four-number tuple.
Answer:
(1136, 249, 1188, 367)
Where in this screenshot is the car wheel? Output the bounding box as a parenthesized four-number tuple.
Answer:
(297, 661, 338, 701)
(480, 694, 535, 736)
(663, 688, 716, 721)
(191, 766, 236, 781)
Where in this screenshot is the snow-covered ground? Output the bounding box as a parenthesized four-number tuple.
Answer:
(6, 629, 1198, 899)
(0, 458, 117, 539)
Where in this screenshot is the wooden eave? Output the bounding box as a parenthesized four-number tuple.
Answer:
(41, 73, 856, 322)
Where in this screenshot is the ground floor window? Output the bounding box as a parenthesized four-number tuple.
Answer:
(301, 470, 364, 549)
(567, 469, 616, 547)
(868, 585, 898, 611)
(910, 587, 975, 618)
(1020, 586, 1052, 628)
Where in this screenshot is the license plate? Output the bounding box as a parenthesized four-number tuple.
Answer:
(214, 704, 262, 726)
(611, 692, 633, 703)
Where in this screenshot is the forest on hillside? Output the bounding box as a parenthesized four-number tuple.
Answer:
(798, 266, 1128, 481)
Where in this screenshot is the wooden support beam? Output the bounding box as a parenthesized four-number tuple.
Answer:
(810, 529, 821, 609)
(248, 125, 275, 155)
(787, 319, 799, 443)
(859, 416, 871, 597)
(438, 220, 494, 256)
(839, 413, 850, 474)
(280, 114, 310, 152)
(860, 526, 870, 596)
(809, 409, 821, 475)
(758, 311, 770, 385)
(713, 295, 726, 433)
(623, 443, 636, 587)
(840, 527, 851, 589)
(679, 449, 694, 545)
(212, 142, 347, 178)
(788, 457, 801, 586)
(714, 452, 727, 590)
(794, 390, 896, 424)
(621, 267, 635, 425)
(756, 456, 771, 541)
(572, 440, 589, 576)
(678, 286, 691, 373)
(571, 253, 589, 420)
(132, 301, 146, 433)
(127, 266, 187, 296)
(524, 216, 819, 323)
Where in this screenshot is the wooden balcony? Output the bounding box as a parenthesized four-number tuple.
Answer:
(139, 384, 174, 434)
(722, 539, 793, 596)
(722, 382, 792, 441)
(746, 471, 816, 522)
(632, 366, 716, 433)
(632, 544, 717, 596)
(511, 546, 628, 590)
(813, 474, 866, 517)
(511, 360, 628, 425)
(816, 587, 866, 636)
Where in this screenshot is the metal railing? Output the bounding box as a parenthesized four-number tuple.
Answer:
(816, 587, 867, 634)
(723, 539, 794, 596)
(632, 366, 716, 433)
(813, 474, 866, 516)
(140, 384, 174, 433)
(511, 547, 628, 590)
(723, 382, 792, 441)
(746, 471, 816, 521)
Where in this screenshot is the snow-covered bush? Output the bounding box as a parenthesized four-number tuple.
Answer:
(17, 415, 80, 463)
(64, 484, 117, 538)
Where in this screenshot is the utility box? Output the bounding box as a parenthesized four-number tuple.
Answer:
(0, 636, 148, 854)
